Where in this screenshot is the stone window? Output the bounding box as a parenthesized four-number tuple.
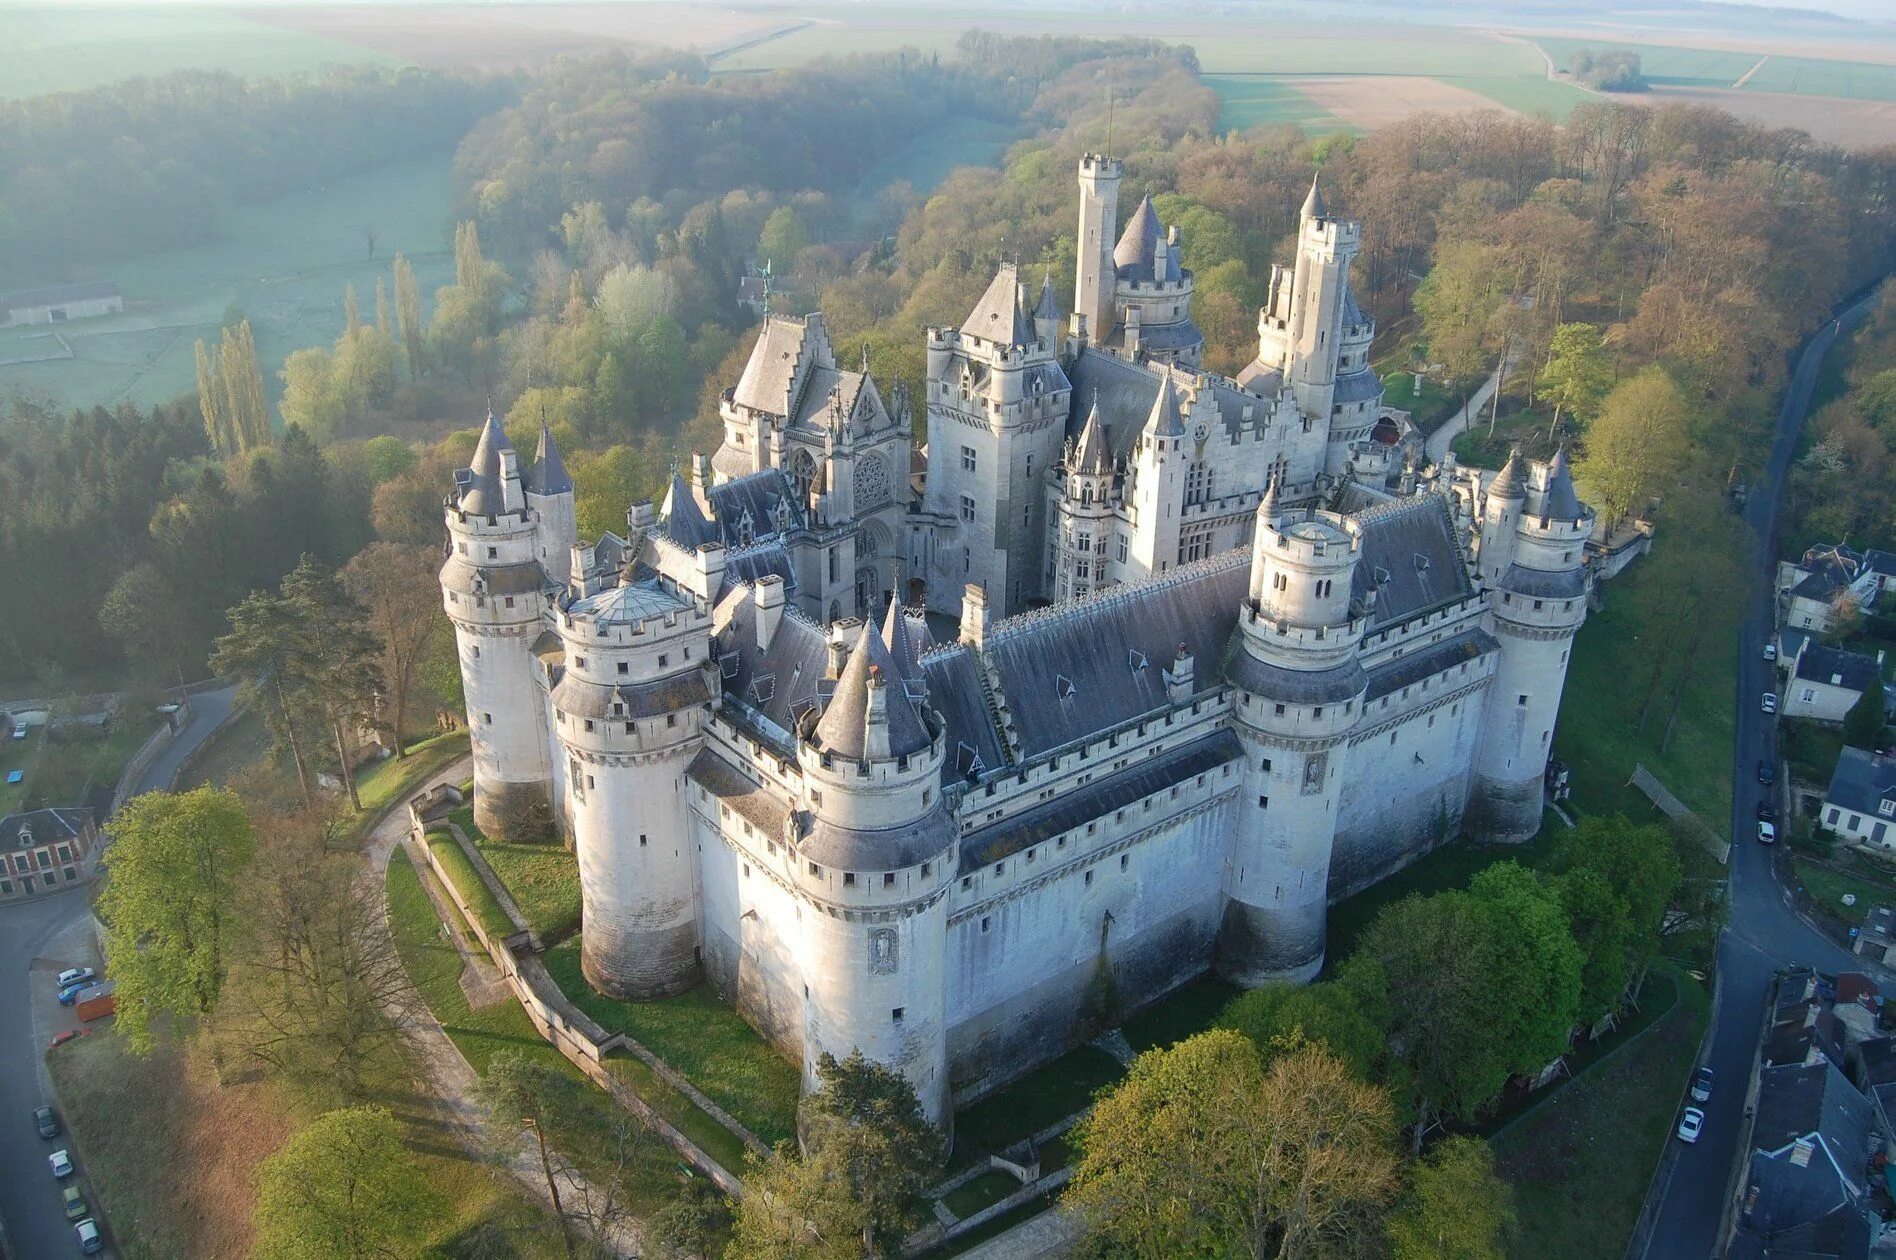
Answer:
(1120, 854, 1129, 871)
(1084, 871, 1094, 887)
(960, 496, 976, 523)
(1259, 795, 1269, 809)
(1274, 703, 1286, 716)
(487, 546, 497, 559)
(618, 661, 629, 674)
(892, 1007, 905, 1022)
(961, 446, 977, 472)
(844, 873, 857, 887)
(980, 916, 991, 933)
(994, 861, 1005, 875)
(810, 861, 822, 876)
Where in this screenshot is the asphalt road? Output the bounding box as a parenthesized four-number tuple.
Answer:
(0, 683, 236, 1257)
(1635, 285, 1889, 1259)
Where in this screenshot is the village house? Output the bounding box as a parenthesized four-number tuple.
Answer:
(1784, 639, 1888, 724)
(0, 807, 97, 900)
(1822, 748, 1896, 850)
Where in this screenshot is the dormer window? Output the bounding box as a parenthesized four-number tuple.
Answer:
(1881, 800, 1894, 818)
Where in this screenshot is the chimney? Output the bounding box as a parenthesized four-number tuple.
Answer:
(1166, 642, 1195, 704)
(755, 574, 786, 651)
(961, 584, 989, 650)
(686, 541, 725, 602)
(827, 622, 857, 678)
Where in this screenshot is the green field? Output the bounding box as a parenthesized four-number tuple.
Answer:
(1441, 75, 1592, 119)
(1186, 32, 1544, 78)
(0, 5, 401, 100)
(1204, 76, 1346, 132)
(0, 159, 456, 414)
(1533, 35, 1896, 101)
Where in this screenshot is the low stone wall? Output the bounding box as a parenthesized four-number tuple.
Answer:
(406, 815, 745, 1197)
(110, 709, 187, 815)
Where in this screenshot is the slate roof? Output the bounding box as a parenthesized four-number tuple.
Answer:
(1301, 173, 1327, 221)
(1792, 545, 1866, 602)
(808, 619, 933, 763)
(0, 807, 93, 847)
(1127, 320, 1203, 351)
(1795, 644, 1880, 694)
(732, 314, 817, 416)
(882, 593, 924, 689)
(1333, 370, 1383, 404)
(1066, 349, 1271, 465)
(1113, 195, 1182, 283)
(1034, 271, 1059, 324)
(1491, 447, 1526, 501)
(980, 551, 1251, 758)
(524, 421, 572, 496)
(723, 544, 797, 593)
(788, 365, 870, 432)
(1070, 399, 1113, 475)
(1364, 629, 1497, 702)
(705, 468, 804, 544)
(659, 474, 717, 549)
(919, 644, 1007, 781)
(688, 748, 791, 839)
(1341, 285, 1368, 332)
(1531, 447, 1583, 521)
(1145, 372, 1185, 438)
(1740, 1060, 1873, 1245)
(1729, 1203, 1872, 1260)
(1855, 1035, 1896, 1087)
(962, 265, 1036, 347)
(1348, 494, 1473, 631)
(1825, 747, 1896, 819)
(459, 412, 513, 515)
(715, 596, 833, 747)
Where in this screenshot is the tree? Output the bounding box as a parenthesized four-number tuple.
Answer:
(253, 1106, 445, 1260)
(1468, 862, 1584, 1074)
(394, 252, 425, 378)
(1067, 1031, 1399, 1259)
(98, 788, 256, 1051)
(282, 557, 385, 812)
(1551, 816, 1683, 1000)
(1579, 366, 1693, 528)
(1537, 322, 1611, 440)
(342, 543, 441, 755)
(374, 276, 392, 335)
(1555, 867, 1637, 1026)
(98, 560, 198, 684)
(196, 320, 269, 455)
(651, 1179, 733, 1260)
(197, 337, 232, 455)
(1386, 1137, 1516, 1260)
(214, 582, 321, 807)
(1217, 980, 1385, 1082)
(1845, 681, 1886, 749)
(799, 1051, 943, 1253)
(1415, 240, 1507, 410)
(758, 206, 812, 268)
(728, 1144, 869, 1260)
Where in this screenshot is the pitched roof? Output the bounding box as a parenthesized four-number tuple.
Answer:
(705, 468, 804, 544)
(961, 265, 1036, 346)
(659, 473, 717, 549)
(810, 619, 932, 762)
(1530, 447, 1584, 521)
(1349, 494, 1474, 630)
(882, 591, 924, 687)
(1112, 194, 1181, 283)
(732, 313, 826, 416)
(1491, 446, 1526, 501)
(0, 281, 120, 309)
(1825, 747, 1896, 818)
(1301, 172, 1328, 221)
(525, 420, 572, 496)
(1740, 1060, 1874, 1245)
(1034, 270, 1059, 324)
(1796, 643, 1880, 694)
(459, 411, 513, 514)
(1071, 398, 1113, 475)
(0, 807, 93, 846)
(1143, 371, 1185, 439)
(1067, 347, 1269, 466)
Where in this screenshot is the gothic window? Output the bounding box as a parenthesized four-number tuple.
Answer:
(1077, 531, 1092, 554)
(1269, 456, 1290, 488)
(791, 449, 817, 502)
(1178, 527, 1214, 565)
(1077, 558, 1090, 581)
(1184, 460, 1213, 506)
(854, 452, 892, 509)
(1116, 535, 1129, 563)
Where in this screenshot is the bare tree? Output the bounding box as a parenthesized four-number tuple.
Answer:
(343, 543, 444, 756)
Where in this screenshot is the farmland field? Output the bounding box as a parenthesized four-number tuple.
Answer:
(0, 159, 457, 414)
(0, 4, 401, 99)
(1184, 31, 1545, 78)
(1533, 35, 1896, 101)
(1442, 75, 1592, 119)
(1205, 76, 1344, 132)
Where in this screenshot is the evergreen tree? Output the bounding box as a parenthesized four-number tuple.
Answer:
(1845, 682, 1886, 750)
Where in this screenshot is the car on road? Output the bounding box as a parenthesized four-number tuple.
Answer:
(34, 1105, 57, 1137)
(1762, 692, 1779, 714)
(48, 1029, 91, 1051)
(1677, 1107, 1706, 1143)
(49, 1148, 73, 1178)
(1758, 799, 1778, 822)
(1691, 1067, 1716, 1102)
(1764, 642, 1779, 661)
(62, 1185, 86, 1220)
(1759, 760, 1776, 785)
(55, 967, 95, 989)
(1759, 821, 1777, 844)
(76, 1217, 103, 1254)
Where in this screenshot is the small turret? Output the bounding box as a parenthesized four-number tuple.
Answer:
(526, 418, 577, 586)
(1301, 171, 1328, 223)
(1034, 270, 1059, 349)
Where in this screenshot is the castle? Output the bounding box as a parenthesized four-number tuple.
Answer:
(440, 160, 1595, 1134)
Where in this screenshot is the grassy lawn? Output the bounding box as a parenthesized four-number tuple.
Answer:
(1380, 368, 1461, 433)
(1791, 855, 1896, 925)
(1450, 405, 1561, 470)
(447, 803, 581, 944)
(1121, 973, 1241, 1054)
(7, 719, 158, 813)
(1552, 529, 1739, 833)
(1493, 961, 1712, 1260)
(542, 939, 800, 1149)
(177, 708, 273, 792)
(951, 1046, 1125, 1172)
(943, 1169, 1023, 1220)
(424, 830, 517, 942)
(1205, 75, 1346, 132)
(346, 729, 469, 833)
(386, 849, 722, 1216)
(0, 724, 38, 814)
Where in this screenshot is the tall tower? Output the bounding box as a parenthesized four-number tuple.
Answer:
(1285, 176, 1360, 438)
(1124, 372, 1190, 582)
(1219, 483, 1367, 985)
(442, 413, 556, 841)
(1469, 448, 1593, 841)
(525, 419, 577, 587)
(1070, 153, 1122, 349)
(794, 614, 956, 1134)
(921, 264, 1071, 618)
(1048, 399, 1117, 601)
(553, 571, 714, 997)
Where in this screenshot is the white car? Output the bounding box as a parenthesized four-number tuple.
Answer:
(55, 967, 94, 989)
(1759, 821, 1777, 844)
(1762, 692, 1779, 715)
(1677, 1107, 1706, 1143)
(49, 1148, 73, 1178)
(76, 1217, 103, 1254)
(1764, 642, 1779, 661)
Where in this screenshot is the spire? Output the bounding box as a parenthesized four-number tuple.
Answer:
(882, 585, 922, 686)
(660, 471, 716, 548)
(811, 619, 931, 762)
(1540, 445, 1583, 520)
(1035, 269, 1059, 324)
(1301, 172, 1328, 222)
(1143, 372, 1185, 441)
(526, 413, 573, 496)
(1493, 445, 1527, 501)
(459, 409, 515, 514)
(1072, 396, 1112, 476)
(1259, 474, 1282, 528)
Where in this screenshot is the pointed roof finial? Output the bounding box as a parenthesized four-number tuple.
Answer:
(1260, 473, 1281, 527)
(812, 619, 931, 762)
(1072, 394, 1112, 476)
(1144, 370, 1185, 440)
(460, 407, 515, 513)
(526, 405, 572, 496)
(1302, 171, 1327, 222)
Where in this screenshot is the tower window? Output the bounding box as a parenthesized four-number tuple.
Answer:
(640, 835, 648, 846)
(618, 662, 629, 674)
(960, 496, 976, 523)
(810, 862, 822, 876)
(487, 546, 497, 559)
(1259, 795, 1269, 809)
(483, 712, 492, 724)
(1261, 757, 1272, 772)
(1120, 854, 1129, 871)
(884, 872, 896, 887)
(892, 1007, 905, 1022)
(981, 916, 991, 933)
(1085, 870, 1094, 887)
(844, 872, 856, 886)
(962, 446, 977, 472)
(1274, 703, 1286, 716)
(1517, 694, 1528, 706)
(658, 654, 669, 667)
(504, 596, 515, 608)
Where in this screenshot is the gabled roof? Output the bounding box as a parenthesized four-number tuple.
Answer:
(1825, 747, 1896, 819)
(961, 265, 1037, 347)
(1796, 643, 1880, 694)
(810, 619, 932, 763)
(0, 807, 93, 847)
(1349, 494, 1474, 631)
(1740, 1060, 1874, 1247)
(1067, 347, 1270, 466)
(525, 420, 572, 496)
(459, 412, 513, 514)
(732, 313, 830, 417)
(705, 468, 804, 544)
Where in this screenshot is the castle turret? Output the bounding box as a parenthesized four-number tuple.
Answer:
(1049, 399, 1117, 601)
(1254, 175, 1364, 475)
(1469, 448, 1593, 841)
(1219, 488, 1367, 984)
(553, 571, 715, 997)
(526, 418, 577, 587)
(1125, 372, 1190, 579)
(1034, 270, 1060, 350)
(794, 615, 956, 1133)
(1070, 153, 1122, 349)
(442, 413, 557, 840)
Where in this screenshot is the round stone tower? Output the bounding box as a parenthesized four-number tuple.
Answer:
(1469, 448, 1593, 842)
(1218, 482, 1367, 985)
(793, 611, 956, 1136)
(553, 570, 715, 998)
(442, 413, 556, 841)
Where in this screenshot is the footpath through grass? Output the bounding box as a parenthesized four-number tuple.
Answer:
(342, 729, 469, 842)
(1493, 961, 1712, 1260)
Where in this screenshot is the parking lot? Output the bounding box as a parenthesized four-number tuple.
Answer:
(1, 885, 114, 1258)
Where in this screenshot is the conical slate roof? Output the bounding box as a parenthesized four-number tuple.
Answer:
(1301, 172, 1328, 221)
(1072, 398, 1112, 475)
(1540, 446, 1583, 520)
(1143, 372, 1185, 440)
(1259, 473, 1282, 527)
(882, 590, 922, 685)
(1034, 270, 1059, 325)
(660, 471, 716, 548)
(460, 410, 513, 514)
(1492, 445, 1527, 501)
(812, 619, 931, 762)
(1113, 194, 1160, 270)
(961, 264, 1035, 346)
(525, 419, 572, 496)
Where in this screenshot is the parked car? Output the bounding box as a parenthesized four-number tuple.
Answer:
(1759, 821, 1778, 844)
(1762, 692, 1779, 714)
(1759, 760, 1776, 785)
(33, 1105, 57, 1138)
(57, 981, 94, 1006)
(48, 1030, 90, 1051)
(1757, 799, 1778, 822)
(49, 1148, 73, 1178)
(1677, 1107, 1706, 1143)
(1691, 1067, 1716, 1102)
(54, 967, 94, 989)
(76, 1217, 102, 1255)
(1764, 642, 1779, 661)
(62, 1185, 86, 1220)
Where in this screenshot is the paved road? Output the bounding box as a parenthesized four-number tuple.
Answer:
(0, 684, 236, 1256)
(1635, 284, 1889, 1259)
(1422, 362, 1505, 464)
